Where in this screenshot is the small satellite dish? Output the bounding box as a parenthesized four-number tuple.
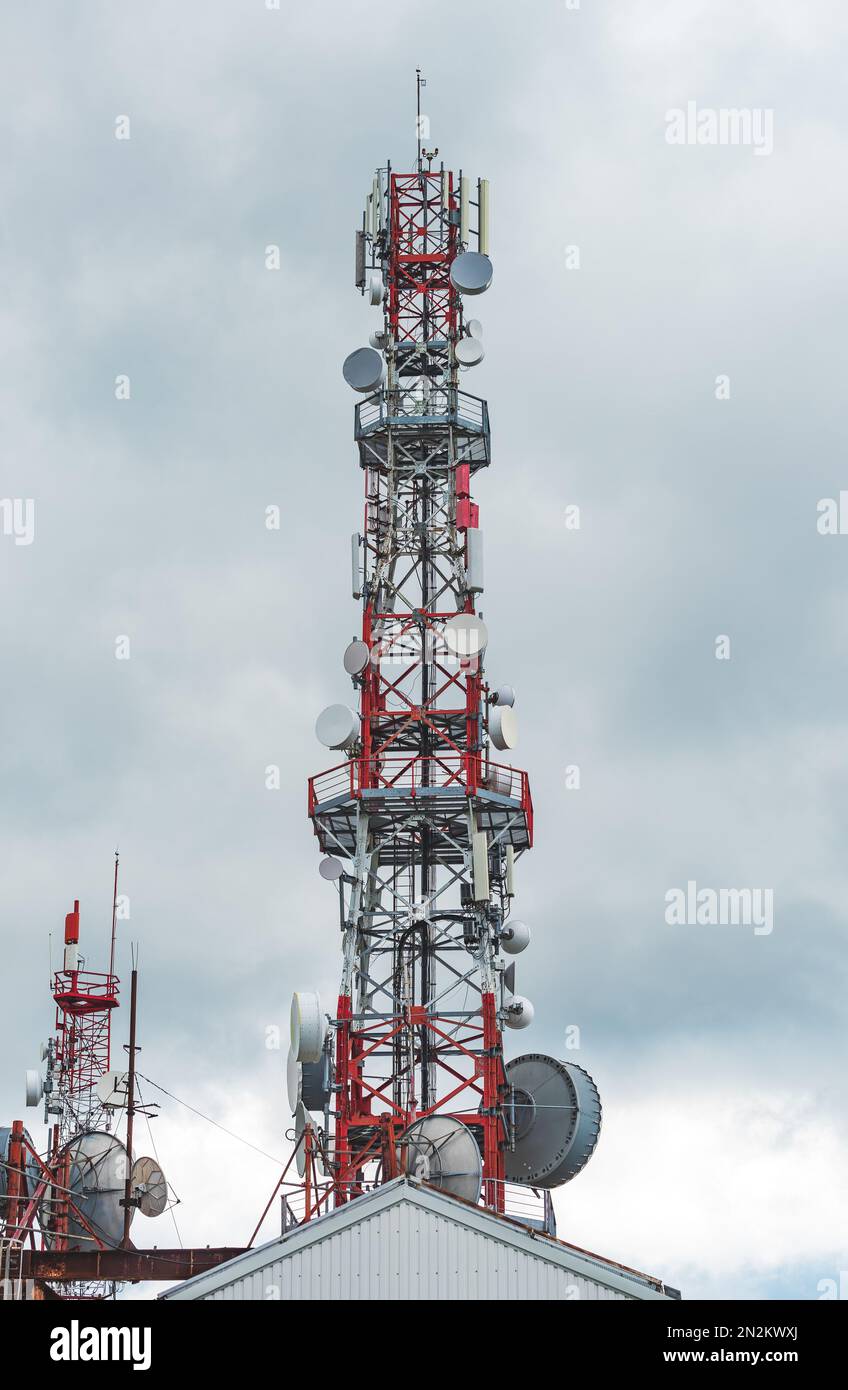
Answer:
(455, 337, 485, 367)
(286, 1049, 302, 1113)
(319, 856, 345, 882)
(342, 346, 387, 394)
(315, 704, 359, 751)
(504, 994, 534, 1030)
(443, 614, 489, 659)
(368, 272, 384, 306)
(343, 639, 370, 676)
(290, 991, 325, 1063)
(501, 920, 530, 955)
(25, 1070, 41, 1107)
(399, 1116, 482, 1204)
(131, 1156, 168, 1218)
(489, 705, 518, 751)
(450, 251, 493, 296)
(95, 1070, 129, 1108)
(466, 318, 483, 339)
(505, 1055, 602, 1189)
(491, 685, 515, 708)
(369, 330, 389, 350)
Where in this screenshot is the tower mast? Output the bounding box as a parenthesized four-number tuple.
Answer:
(291, 91, 601, 1230)
(308, 107, 532, 1215)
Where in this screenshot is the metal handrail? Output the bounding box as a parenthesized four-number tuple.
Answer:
(309, 754, 529, 812)
(355, 388, 489, 439)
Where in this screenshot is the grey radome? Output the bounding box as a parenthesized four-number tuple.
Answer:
(286, 1049, 302, 1113)
(343, 639, 370, 675)
(343, 346, 387, 393)
(450, 251, 493, 295)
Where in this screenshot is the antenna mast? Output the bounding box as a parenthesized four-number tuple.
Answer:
(284, 89, 602, 1233)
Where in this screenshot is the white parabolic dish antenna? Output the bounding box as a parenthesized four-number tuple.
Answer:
(315, 704, 359, 750)
(504, 993, 534, 1029)
(290, 990, 325, 1063)
(342, 346, 387, 393)
(505, 1054, 602, 1188)
(95, 1070, 129, 1108)
(131, 1156, 167, 1218)
(443, 614, 489, 659)
(450, 251, 493, 296)
(319, 855, 345, 881)
(343, 638, 370, 675)
(501, 919, 531, 954)
(489, 705, 518, 751)
(455, 337, 485, 367)
(399, 1115, 482, 1204)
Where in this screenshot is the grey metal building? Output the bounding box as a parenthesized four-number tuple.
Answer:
(160, 1178, 678, 1301)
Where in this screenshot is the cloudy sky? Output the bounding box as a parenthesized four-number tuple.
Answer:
(2, 0, 846, 1300)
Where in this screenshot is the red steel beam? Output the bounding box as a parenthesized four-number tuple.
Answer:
(19, 1247, 246, 1283)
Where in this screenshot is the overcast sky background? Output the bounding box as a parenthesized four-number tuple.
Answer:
(2, 0, 846, 1301)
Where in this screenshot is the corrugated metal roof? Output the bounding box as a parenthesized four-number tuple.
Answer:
(161, 1179, 676, 1301)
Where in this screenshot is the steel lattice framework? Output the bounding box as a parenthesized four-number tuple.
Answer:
(307, 158, 533, 1216)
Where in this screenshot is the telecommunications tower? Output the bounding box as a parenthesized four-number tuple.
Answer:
(1, 874, 173, 1299)
(287, 78, 602, 1222)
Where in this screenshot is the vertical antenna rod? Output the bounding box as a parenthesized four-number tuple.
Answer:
(121, 963, 139, 1247)
(108, 850, 120, 985)
(416, 68, 425, 174)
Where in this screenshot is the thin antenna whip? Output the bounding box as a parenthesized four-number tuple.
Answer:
(109, 849, 120, 980)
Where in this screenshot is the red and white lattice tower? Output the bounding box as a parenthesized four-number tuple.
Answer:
(299, 109, 548, 1220)
(47, 899, 119, 1147)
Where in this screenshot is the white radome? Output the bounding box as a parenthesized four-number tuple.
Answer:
(290, 991, 325, 1063)
(315, 704, 359, 750)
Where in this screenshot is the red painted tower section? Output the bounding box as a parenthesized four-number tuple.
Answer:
(304, 140, 534, 1221)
